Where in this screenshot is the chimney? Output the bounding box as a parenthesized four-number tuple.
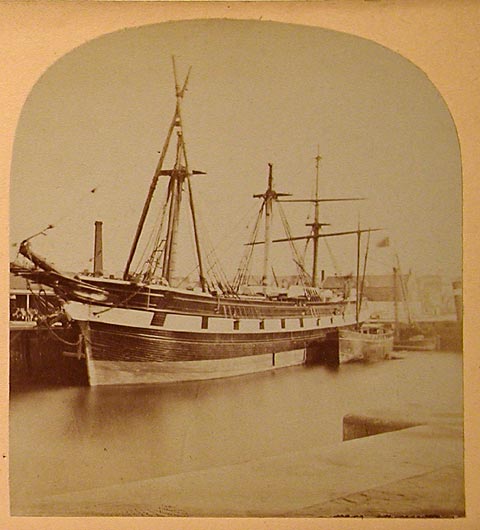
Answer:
(94, 221, 103, 277)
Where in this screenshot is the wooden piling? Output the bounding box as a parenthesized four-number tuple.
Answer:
(9, 324, 88, 388)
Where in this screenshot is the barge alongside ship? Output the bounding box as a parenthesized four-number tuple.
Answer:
(14, 60, 375, 386)
(339, 324, 394, 363)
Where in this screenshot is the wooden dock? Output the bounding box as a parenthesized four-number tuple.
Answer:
(9, 323, 87, 388)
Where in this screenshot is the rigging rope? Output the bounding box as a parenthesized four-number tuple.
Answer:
(232, 202, 264, 291)
(172, 197, 240, 294)
(133, 186, 170, 281)
(194, 193, 260, 293)
(171, 189, 263, 295)
(25, 280, 82, 347)
(324, 238, 341, 276)
(39, 185, 103, 236)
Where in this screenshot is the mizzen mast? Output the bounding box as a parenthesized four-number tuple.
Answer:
(307, 152, 330, 287)
(277, 151, 365, 287)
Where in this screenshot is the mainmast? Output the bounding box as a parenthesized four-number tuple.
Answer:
(246, 155, 379, 303)
(123, 58, 207, 291)
(253, 164, 290, 293)
(262, 164, 274, 290)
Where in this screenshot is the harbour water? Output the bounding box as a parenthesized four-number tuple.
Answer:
(10, 350, 463, 514)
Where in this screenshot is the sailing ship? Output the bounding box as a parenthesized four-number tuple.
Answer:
(14, 60, 376, 386)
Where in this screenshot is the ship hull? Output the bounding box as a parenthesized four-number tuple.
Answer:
(66, 299, 354, 385)
(339, 327, 394, 364)
(86, 351, 307, 386)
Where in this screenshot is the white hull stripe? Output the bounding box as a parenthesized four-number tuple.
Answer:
(65, 301, 357, 333)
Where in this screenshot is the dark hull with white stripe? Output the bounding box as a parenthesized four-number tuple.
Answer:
(60, 275, 359, 385)
(77, 318, 344, 386)
(87, 320, 338, 363)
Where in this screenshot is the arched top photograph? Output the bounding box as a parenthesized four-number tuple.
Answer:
(6, 8, 469, 524)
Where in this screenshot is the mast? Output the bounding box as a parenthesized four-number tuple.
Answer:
(162, 134, 185, 284)
(263, 164, 273, 290)
(395, 253, 413, 327)
(358, 229, 371, 318)
(180, 126, 207, 292)
(355, 224, 361, 326)
(123, 60, 185, 280)
(245, 154, 380, 297)
(274, 151, 365, 286)
(305, 151, 331, 286)
(393, 264, 399, 339)
(186, 170, 207, 292)
(123, 58, 207, 290)
(93, 221, 103, 277)
(253, 164, 290, 294)
(312, 154, 321, 286)
(354, 223, 372, 327)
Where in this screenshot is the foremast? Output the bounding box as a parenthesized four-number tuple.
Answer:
(123, 58, 207, 291)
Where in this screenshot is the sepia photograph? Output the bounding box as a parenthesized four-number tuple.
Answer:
(2, 2, 477, 528)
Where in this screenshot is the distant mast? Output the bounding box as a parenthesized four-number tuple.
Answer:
(355, 223, 361, 326)
(274, 151, 366, 288)
(307, 151, 330, 287)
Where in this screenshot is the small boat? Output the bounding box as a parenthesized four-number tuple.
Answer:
(13, 59, 380, 386)
(339, 323, 394, 363)
(338, 224, 393, 363)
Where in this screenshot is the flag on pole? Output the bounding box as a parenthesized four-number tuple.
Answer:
(377, 237, 390, 248)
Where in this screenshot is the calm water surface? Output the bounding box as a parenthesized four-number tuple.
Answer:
(10, 351, 463, 505)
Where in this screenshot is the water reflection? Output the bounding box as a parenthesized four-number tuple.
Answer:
(10, 352, 463, 505)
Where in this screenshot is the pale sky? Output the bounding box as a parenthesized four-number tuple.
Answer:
(10, 19, 462, 282)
